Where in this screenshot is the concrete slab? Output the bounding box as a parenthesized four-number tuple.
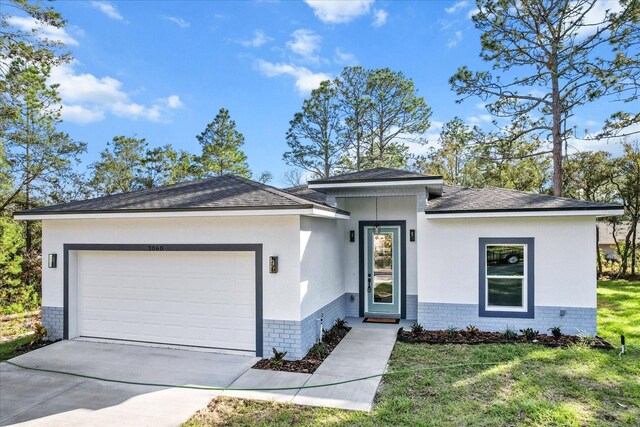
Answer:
(223, 369, 311, 403)
(0, 340, 254, 426)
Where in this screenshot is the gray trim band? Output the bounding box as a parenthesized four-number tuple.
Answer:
(358, 220, 407, 319)
(478, 238, 535, 319)
(63, 243, 263, 357)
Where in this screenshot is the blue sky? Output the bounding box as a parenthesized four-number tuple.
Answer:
(13, 0, 635, 186)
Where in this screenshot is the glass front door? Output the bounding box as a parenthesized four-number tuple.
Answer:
(366, 227, 400, 314)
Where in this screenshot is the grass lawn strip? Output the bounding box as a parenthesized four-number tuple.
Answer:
(184, 279, 640, 426)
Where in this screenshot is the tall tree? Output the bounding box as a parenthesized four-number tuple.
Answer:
(365, 68, 431, 168)
(140, 145, 199, 189)
(2, 61, 85, 254)
(563, 151, 616, 202)
(335, 66, 372, 171)
(610, 141, 640, 276)
(563, 150, 616, 275)
(90, 136, 148, 196)
(450, 0, 639, 196)
(422, 117, 480, 186)
(1, 0, 71, 112)
(283, 81, 345, 179)
(196, 108, 251, 178)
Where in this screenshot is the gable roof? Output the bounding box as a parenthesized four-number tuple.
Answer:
(426, 185, 623, 215)
(308, 167, 441, 184)
(16, 175, 347, 217)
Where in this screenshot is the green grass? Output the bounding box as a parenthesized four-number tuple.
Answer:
(0, 334, 37, 361)
(184, 280, 640, 426)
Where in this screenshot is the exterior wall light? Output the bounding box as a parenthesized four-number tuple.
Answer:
(48, 253, 57, 269)
(349, 230, 355, 242)
(410, 229, 416, 242)
(269, 256, 278, 274)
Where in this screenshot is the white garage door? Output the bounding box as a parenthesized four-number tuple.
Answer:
(77, 251, 256, 351)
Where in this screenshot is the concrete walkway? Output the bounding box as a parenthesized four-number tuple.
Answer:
(224, 323, 399, 411)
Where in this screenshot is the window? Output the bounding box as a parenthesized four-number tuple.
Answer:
(479, 238, 534, 318)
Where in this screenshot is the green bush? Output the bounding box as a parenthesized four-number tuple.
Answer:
(0, 217, 41, 315)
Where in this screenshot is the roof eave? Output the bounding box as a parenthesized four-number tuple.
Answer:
(424, 207, 625, 219)
(14, 205, 351, 221)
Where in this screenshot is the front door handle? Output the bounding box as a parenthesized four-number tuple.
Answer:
(367, 273, 371, 292)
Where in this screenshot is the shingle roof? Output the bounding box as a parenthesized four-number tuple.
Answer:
(309, 167, 441, 184)
(282, 185, 328, 204)
(426, 185, 623, 214)
(17, 175, 344, 215)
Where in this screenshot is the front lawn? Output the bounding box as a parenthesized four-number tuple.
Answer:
(187, 280, 640, 426)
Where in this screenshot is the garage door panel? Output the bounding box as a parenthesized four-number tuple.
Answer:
(77, 251, 256, 351)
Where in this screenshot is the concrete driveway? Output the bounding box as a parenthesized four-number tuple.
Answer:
(0, 340, 257, 427)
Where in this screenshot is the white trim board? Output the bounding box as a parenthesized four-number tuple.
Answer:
(14, 207, 350, 221)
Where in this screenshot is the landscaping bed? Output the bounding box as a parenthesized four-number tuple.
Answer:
(398, 326, 613, 349)
(253, 319, 351, 374)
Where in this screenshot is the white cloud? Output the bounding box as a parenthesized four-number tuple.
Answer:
(165, 16, 190, 28)
(445, 1, 470, 14)
(90, 1, 126, 22)
(256, 60, 330, 94)
(334, 48, 358, 65)
(304, 0, 373, 24)
(61, 104, 105, 124)
(467, 8, 480, 19)
(286, 29, 323, 63)
(431, 120, 445, 130)
(166, 95, 183, 109)
(50, 63, 182, 124)
(240, 30, 272, 47)
(7, 16, 79, 46)
(372, 9, 388, 27)
(447, 30, 463, 47)
(574, 0, 623, 39)
(467, 114, 493, 125)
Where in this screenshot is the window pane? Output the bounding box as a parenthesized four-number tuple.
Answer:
(487, 245, 524, 276)
(373, 233, 393, 303)
(488, 278, 523, 307)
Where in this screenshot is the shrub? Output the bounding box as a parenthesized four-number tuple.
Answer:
(32, 322, 47, 339)
(520, 328, 539, 341)
(466, 325, 479, 335)
(548, 326, 562, 339)
(270, 348, 287, 365)
(333, 318, 349, 330)
(308, 341, 330, 359)
(576, 329, 595, 345)
(446, 326, 458, 337)
(411, 322, 425, 336)
(502, 327, 517, 340)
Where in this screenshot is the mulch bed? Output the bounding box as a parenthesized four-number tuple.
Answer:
(1, 338, 55, 361)
(398, 329, 613, 349)
(253, 322, 351, 374)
